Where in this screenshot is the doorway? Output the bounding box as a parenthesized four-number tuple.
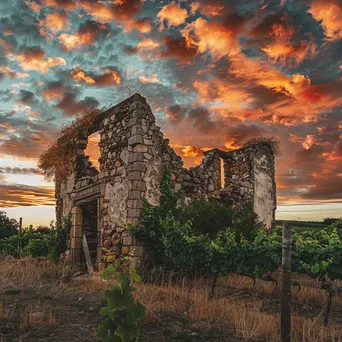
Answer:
(70, 198, 100, 271)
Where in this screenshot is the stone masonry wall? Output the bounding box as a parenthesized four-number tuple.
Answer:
(221, 145, 276, 229)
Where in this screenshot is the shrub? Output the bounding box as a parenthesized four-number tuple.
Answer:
(48, 214, 72, 261)
(181, 199, 233, 238)
(24, 237, 50, 258)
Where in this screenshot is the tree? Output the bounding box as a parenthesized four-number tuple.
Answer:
(0, 211, 19, 239)
(323, 218, 342, 227)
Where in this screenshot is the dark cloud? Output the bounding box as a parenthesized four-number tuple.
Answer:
(0, 167, 43, 175)
(17, 90, 37, 105)
(249, 11, 285, 38)
(165, 104, 187, 122)
(19, 45, 46, 61)
(55, 93, 99, 116)
(0, 133, 49, 159)
(301, 177, 342, 201)
(159, 36, 198, 60)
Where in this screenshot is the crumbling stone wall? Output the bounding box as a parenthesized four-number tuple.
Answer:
(55, 93, 276, 268)
(220, 145, 276, 229)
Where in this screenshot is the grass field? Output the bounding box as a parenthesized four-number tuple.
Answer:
(0, 257, 342, 341)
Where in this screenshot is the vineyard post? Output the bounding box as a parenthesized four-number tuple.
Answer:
(281, 222, 292, 342)
(19, 217, 23, 258)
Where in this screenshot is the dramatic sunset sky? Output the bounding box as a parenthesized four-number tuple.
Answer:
(0, 0, 341, 226)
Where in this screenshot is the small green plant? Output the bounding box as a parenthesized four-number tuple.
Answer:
(96, 259, 146, 342)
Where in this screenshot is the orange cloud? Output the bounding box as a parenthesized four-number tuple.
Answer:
(0, 184, 55, 207)
(261, 22, 316, 66)
(139, 74, 160, 84)
(157, 1, 188, 30)
(190, 1, 226, 17)
(58, 20, 109, 51)
(309, 0, 342, 40)
(182, 18, 240, 59)
(71, 68, 96, 85)
(71, 66, 121, 87)
(42, 82, 68, 100)
(13, 47, 66, 74)
(39, 12, 70, 39)
(136, 38, 160, 50)
(79, 0, 151, 33)
(0, 66, 29, 79)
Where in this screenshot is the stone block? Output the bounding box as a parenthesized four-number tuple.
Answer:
(131, 199, 143, 209)
(132, 180, 146, 191)
(71, 237, 82, 249)
(128, 118, 142, 127)
(128, 135, 143, 146)
(131, 108, 146, 119)
(132, 125, 144, 136)
(129, 190, 141, 199)
(122, 235, 133, 245)
(129, 101, 143, 111)
(133, 93, 145, 102)
(208, 184, 215, 192)
(129, 152, 144, 163)
(131, 218, 140, 226)
(128, 171, 141, 180)
(133, 144, 148, 153)
(128, 209, 142, 218)
(122, 246, 130, 255)
(144, 139, 153, 145)
(131, 162, 146, 172)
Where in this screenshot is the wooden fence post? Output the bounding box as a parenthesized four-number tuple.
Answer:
(281, 222, 292, 341)
(19, 217, 22, 235)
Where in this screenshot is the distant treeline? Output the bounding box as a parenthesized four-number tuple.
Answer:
(276, 218, 342, 229)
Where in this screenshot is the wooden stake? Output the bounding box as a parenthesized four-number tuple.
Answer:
(281, 222, 292, 342)
(82, 233, 94, 274)
(19, 217, 22, 235)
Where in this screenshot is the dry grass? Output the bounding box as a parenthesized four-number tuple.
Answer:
(19, 302, 56, 330)
(132, 282, 342, 341)
(0, 257, 341, 341)
(0, 256, 73, 299)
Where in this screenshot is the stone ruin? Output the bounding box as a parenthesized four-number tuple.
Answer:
(55, 93, 276, 269)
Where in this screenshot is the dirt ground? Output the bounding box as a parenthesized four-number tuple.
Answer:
(0, 287, 242, 342)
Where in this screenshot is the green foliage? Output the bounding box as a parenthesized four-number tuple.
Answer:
(231, 202, 264, 242)
(48, 214, 72, 261)
(130, 173, 342, 282)
(323, 217, 342, 228)
(0, 214, 71, 260)
(0, 211, 19, 239)
(181, 199, 232, 238)
(96, 260, 146, 342)
(23, 234, 50, 257)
